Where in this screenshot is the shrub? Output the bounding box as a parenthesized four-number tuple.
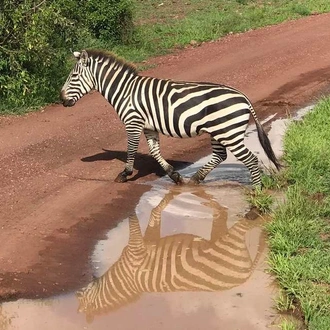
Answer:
(0, 1, 78, 111)
(0, 0, 134, 113)
(84, 0, 134, 44)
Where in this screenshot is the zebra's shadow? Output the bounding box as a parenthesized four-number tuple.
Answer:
(81, 148, 193, 181)
(76, 186, 266, 323)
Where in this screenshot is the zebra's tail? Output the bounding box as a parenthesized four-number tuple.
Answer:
(249, 105, 282, 171)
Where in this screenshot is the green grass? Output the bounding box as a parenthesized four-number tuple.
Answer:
(266, 98, 330, 329)
(83, 0, 330, 64)
(246, 186, 274, 214)
(261, 169, 289, 190)
(275, 289, 296, 313)
(278, 319, 300, 330)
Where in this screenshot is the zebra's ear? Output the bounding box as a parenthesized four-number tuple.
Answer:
(86, 313, 94, 324)
(73, 51, 81, 60)
(81, 50, 89, 66)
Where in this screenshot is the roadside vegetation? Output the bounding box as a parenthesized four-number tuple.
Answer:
(0, 0, 133, 114)
(1, 0, 330, 114)
(265, 98, 330, 329)
(246, 187, 274, 214)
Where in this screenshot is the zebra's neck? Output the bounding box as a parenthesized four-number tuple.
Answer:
(92, 58, 137, 110)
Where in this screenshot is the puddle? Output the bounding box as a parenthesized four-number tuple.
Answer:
(0, 184, 276, 330)
(0, 105, 314, 329)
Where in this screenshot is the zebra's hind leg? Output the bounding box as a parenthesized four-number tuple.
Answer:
(144, 190, 178, 241)
(144, 129, 184, 185)
(226, 143, 261, 188)
(189, 139, 227, 185)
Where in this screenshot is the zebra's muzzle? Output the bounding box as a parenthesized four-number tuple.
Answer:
(62, 98, 76, 107)
(60, 90, 76, 107)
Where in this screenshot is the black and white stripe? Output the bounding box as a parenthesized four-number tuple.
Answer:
(76, 189, 264, 322)
(61, 49, 281, 187)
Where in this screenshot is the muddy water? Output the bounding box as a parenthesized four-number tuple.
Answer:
(0, 183, 275, 330)
(0, 106, 313, 329)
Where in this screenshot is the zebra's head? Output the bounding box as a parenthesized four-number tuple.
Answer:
(76, 257, 142, 323)
(60, 50, 96, 107)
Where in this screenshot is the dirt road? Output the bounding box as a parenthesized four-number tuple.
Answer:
(1, 13, 330, 301)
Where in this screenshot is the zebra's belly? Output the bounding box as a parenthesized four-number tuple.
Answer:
(144, 113, 204, 138)
(144, 122, 204, 139)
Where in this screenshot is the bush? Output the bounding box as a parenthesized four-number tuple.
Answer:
(84, 0, 134, 44)
(0, 0, 134, 113)
(0, 1, 77, 111)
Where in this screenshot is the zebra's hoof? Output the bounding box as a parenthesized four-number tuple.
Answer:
(188, 179, 200, 185)
(188, 174, 202, 185)
(114, 173, 128, 183)
(252, 183, 263, 190)
(170, 171, 184, 185)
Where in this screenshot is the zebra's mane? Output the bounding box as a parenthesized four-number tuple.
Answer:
(85, 49, 138, 75)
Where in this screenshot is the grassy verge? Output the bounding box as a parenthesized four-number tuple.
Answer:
(76, 0, 330, 64)
(266, 98, 330, 329)
(109, 0, 330, 63)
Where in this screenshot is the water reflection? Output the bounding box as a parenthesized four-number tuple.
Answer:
(0, 305, 14, 330)
(76, 186, 265, 323)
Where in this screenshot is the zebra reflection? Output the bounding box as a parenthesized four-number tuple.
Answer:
(76, 188, 265, 322)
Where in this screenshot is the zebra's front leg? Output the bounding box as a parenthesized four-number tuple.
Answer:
(189, 139, 227, 184)
(144, 129, 184, 185)
(114, 123, 143, 183)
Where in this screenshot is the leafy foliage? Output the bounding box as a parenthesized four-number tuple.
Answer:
(0, 1, 73, 111)
(84, 0, 134, 44)
(0, 0, 134, 113)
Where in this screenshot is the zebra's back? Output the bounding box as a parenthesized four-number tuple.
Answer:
(132, 78, 251, 139)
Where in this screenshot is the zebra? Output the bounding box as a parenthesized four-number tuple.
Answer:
(60, 49, 281, 187)
(76, 187, 265, 322)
